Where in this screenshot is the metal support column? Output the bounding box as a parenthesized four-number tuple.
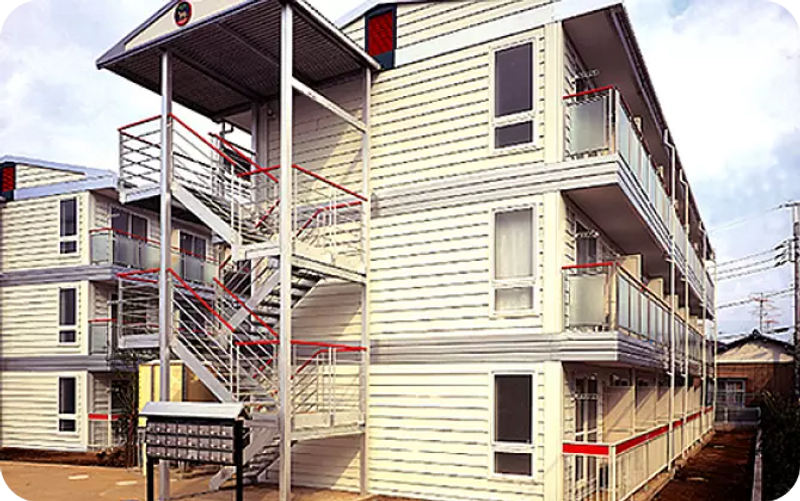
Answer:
(359, 67, 372, 497)
(158, 49, 174, 501)
(278, 5, 294, 501)
(682, 172, 689, 454)
(664, 129, 676, 468)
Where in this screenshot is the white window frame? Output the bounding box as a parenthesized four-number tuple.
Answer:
(58, 287, 78, 346)
(490, 205, 538, 317)
(57, 376, 78, 435)
(490, 38, 538, 153)
(59, 197, 79, 255)
(489, 371, 537, 481)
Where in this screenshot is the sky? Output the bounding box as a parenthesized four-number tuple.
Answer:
(1, 0, 799, 340)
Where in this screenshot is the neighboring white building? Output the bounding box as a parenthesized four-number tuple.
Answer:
(0, 155, 212, 452)
(0, 1, 717, 500)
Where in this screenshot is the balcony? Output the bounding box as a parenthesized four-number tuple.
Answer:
(90, 228, 215, 284)
(563, 262, 705, 373)
(563, 87, 713, 314)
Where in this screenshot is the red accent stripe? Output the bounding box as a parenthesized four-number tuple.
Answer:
(561, 261, 616, 270)
(616, 424, 670, 454)
(169, 114, 243, 174)
(89, 318, 115, 324)
(88, 413, 122, 421)
(168, 268, 235, 333)
(212, 133, 280, 184)
(213, 277, 278, 338)
(118, 115, 160, 132)
(563, 442, 610, 456)
(563, 85, 615, 100)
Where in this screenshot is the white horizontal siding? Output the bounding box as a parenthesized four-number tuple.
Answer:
(0, 281, 89, 356)
(367, 363, 546, 501)
(15, 164, 83, 189)
(0, 192, 90, 272)
(0, 371, 87, 451)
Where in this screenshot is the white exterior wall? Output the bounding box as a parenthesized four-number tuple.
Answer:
(0, 371, 88, 451)
(282, 2, 573, 498)
(0, 191, 91, 272)
(15, 164, 84, 189)
(0, 281, 90, 357)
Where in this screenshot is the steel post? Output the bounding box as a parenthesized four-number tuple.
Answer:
(359, 66, 372, 497)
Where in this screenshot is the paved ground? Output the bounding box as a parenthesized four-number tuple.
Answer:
(653, 431, 755, 501)
(0, 461, 362, 501)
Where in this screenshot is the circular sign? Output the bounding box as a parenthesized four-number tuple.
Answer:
(175, 1, 192, 27)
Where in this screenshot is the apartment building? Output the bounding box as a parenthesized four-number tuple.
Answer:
(0, 155, 213, 452)
(0, 0, 717, 500)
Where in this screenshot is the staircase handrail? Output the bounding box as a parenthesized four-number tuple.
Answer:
(213, 277, 278, 338)
(211, 133, 279, 184)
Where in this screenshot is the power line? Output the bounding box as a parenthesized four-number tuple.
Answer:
(709, 205, 783, 234)
(718, 263, 788, 282)
(717, 288, 794, 310)
(716, 240, 789, 268)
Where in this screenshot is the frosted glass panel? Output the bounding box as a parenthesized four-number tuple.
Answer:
(568, 275, 607, 326)
(496, 287, 534, 312)
(617, 104, 632, 164)
(617, 278, 630, 330)
(495, 209, 533, 280)
(570, 98, 607, 154)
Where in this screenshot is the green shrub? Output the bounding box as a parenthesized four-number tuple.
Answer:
(760, 392, 800, 500)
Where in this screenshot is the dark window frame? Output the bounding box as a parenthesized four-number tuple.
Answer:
(492, 373, 535, 478)
(59, 288, 77, 345)
(58, 377, 77, 433)
(492, 41, 537, 151)
(365, 4, 397, 69)
(60, 198, 78, 255)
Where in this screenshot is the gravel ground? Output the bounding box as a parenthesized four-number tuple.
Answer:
(0, 461, 366, 501)
(653, 431, 755, 501)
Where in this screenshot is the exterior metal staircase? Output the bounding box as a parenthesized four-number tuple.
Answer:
(114, 113, 367, 491)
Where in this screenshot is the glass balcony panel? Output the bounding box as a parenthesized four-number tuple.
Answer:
(569, 96, 609, 155)
(568, 274, 608, 327)
(89, 323, 108, 356)
(617, 105, 632, 166)
(91, 232, 110, 265)
(617, 276, 630, 331)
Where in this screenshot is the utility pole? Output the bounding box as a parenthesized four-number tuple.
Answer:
(782, 201, 800, 400)
(793, 204, 800, 399)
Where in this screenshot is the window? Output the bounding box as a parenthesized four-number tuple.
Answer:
(493, 374, 534, 476)
(60, 198, 78, 255)
(718, 379, 746, 408)
(59, 288, 77, 344)
(111, 208, 149, 267)
(492, 208, 536, 314)
(58, 377, 77, 432)
(493, 42, 535, 149)
(180, 232, 208, 283)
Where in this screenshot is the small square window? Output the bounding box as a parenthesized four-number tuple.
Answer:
(495, 122, 533, 149)
(495, 452, 532, 476)
(60, 241, 77, 255)
(59, 419, 77, 432)
(59, 330, 76, 344)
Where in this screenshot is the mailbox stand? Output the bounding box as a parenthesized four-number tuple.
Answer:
(141, 402, 247, 501)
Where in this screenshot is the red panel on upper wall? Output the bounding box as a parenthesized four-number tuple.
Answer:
(367, 10, 395, 57)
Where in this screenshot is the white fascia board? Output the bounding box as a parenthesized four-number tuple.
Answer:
(0, 155, 115, 179)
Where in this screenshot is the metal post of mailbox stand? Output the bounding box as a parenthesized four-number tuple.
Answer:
(146, 457, 155, 501)
(234, 420, 244, 501)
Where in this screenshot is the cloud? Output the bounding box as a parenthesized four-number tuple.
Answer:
(1, 0, 798, 336)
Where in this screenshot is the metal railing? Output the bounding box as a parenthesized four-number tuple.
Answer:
(563, 261, 705, 369)
(88, 413, 125, 450)
(564, 87, 709, 301)
(91, 227, 215, 284)
(564, 407, 713, 501)
(117, 267, 365, 429)
(118, 115, 365, 264)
